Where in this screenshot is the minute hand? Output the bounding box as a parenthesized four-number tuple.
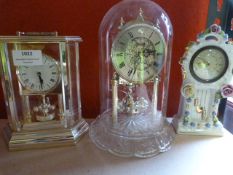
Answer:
(143, 49, 156, 57)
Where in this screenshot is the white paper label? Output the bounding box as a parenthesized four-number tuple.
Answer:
(12, 50, 43, 66)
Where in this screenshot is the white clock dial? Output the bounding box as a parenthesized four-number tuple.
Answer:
(17, 55, 60, 92)
(111, 23, 166, 83)
(190, 46, 228, 83)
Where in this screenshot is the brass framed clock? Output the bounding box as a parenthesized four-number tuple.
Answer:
(0, 32, 88, 150)
(89, 0, 175, 158)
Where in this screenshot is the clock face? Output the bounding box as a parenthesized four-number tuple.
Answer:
(17, 55, 60, 92)
(189, 46, 229, 83)
(111, 23, 166, 83)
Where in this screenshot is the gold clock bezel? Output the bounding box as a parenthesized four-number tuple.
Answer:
(16, 54, 61, 94)
(111, 21, 166, 84)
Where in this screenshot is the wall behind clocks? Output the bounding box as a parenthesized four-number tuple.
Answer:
(0, 0, 209, 119)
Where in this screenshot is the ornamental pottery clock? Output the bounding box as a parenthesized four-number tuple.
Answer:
(173, 25, 233, 136)
(0, 32, 88, 150)
(89, 0, 175, 158)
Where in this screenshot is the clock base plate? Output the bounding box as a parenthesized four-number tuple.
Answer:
(2, 119, 89, 151)
(172, 117, 224, 136)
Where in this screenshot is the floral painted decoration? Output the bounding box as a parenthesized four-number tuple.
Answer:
(182, 84, 194, 98)
(221, 84, 233, 98)
(209, 24, 221, 34)
(197, 24, 227, 40)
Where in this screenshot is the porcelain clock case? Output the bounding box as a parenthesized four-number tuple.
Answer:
(111, 22, 166, 84)
(174, 31, 233, 136)
(17, 54, 60, 93)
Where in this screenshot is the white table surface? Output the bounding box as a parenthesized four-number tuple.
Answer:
(0, 119, 233, 175)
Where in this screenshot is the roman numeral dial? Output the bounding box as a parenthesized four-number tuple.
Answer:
(17, 54, 60, 92)
(111, 23, 166, 83)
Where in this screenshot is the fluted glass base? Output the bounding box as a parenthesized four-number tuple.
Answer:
(89, 111, 175, 158)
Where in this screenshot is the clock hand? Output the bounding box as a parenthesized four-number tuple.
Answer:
(131, 57, 138, 78)
(143, 48, 156, 68)
(197, 59, 210, 68)
(143, 49, 155, 57)
(137, 49, 145, 82)
(130, 53, 140, 80)
(37, 72, 44, 89)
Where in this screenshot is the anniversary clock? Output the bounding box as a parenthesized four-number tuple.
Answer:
(0, 32, 88, 150)
(173, 25, 233, 136)
(89, 0, 175, 158)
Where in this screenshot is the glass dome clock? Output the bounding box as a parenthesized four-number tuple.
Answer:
(0, 32, 89, 150)
(89, 0, 175, 158)
(173, 25, 233, 136)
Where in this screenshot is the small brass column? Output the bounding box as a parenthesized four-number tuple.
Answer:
(152, 77, 159, 115)
(112, 77, 118, 124)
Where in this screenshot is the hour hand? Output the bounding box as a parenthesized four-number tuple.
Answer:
(37, 72, 44, 89)
(196, 59, 209, 68)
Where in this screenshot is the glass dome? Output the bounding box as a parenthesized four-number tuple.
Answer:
(89, 0, 175, 158)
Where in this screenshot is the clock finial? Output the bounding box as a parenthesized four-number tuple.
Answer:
(138, 8, 144, 21)
(118, 17, 125, 29)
